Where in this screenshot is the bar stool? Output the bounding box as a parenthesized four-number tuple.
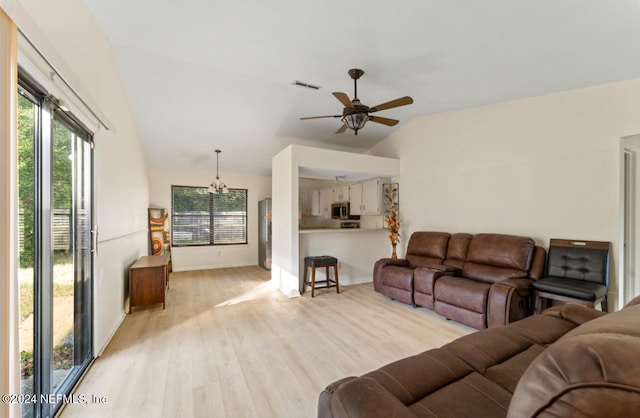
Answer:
(303, 256, 340, 297)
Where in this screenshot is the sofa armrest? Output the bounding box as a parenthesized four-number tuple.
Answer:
(528, 246, 547, 279)
(488, 278, 534, 327)
(319, 377, 416, 418)
(373, 258, 409, 292)
(541, 303, 607, 326)
(318, 377, 356, 418)
(388, 258, 410, 266)
(493, 278, 535, 295)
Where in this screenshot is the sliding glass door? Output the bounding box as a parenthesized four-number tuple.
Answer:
(18, 77, 94, 418)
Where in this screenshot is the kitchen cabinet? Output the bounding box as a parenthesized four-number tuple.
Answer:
(350, 182, 363, 215)
(310, 189, 321, 215)
(320, 188, 333, 217)
(299, 189, 310, 215)
(332, 185, 350, 203)
(350, 178, 382, 215)
(300, 189, 321, 215)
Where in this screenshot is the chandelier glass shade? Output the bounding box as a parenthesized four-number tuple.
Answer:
(208, 149, 229, 194)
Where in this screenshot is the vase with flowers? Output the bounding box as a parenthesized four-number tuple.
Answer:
(383, 183, 400, 259)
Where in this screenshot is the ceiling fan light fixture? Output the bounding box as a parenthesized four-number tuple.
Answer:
(300, 68, 413, 135)
(342, 112, 368, 134)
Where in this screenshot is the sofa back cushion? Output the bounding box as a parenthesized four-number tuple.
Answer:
(463, 234, 535, 283)
(507, 303, 640, 418)
(443, 233, 473, 269)
(406, 232, 450, 268)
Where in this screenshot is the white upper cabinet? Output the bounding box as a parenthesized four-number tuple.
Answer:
(351, 178, 381, 215)
(350, 182, 363, 215)
(332, 185, 350, 203)
(310, 189, 321, 215)
(300, 188, 322, 215)
(319, 188, 332, 217)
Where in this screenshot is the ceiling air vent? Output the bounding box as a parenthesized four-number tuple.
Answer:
(292, 80, 321, 90)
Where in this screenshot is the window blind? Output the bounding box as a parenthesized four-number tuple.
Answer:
(212, 190, 248, 245)
(171, 185, 247, 246)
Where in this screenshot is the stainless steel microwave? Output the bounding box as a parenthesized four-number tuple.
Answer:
(331, 202, 349, 219)
(331, 202, 359, 220)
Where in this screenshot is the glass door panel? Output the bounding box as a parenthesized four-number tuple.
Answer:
(17, 80, 94, 417)
(50, 112, 93, 409)
(51, 116, 75, 392)
(17, 88, 37, 418)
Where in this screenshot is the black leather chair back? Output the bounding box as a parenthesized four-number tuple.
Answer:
(546, 239, 610, 285)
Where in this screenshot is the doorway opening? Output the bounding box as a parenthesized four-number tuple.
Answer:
(621, 135, 640, 308)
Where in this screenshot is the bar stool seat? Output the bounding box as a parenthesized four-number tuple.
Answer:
(303, 256, 340, 297)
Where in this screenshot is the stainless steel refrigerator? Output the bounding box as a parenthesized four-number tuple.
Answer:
(258, 198, 272, 270)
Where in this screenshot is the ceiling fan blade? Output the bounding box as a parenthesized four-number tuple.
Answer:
(335, 124, 348, 134)
(369, 96, 414, 112)
(332, 92, 354, 108)
(369, 115, 399, 126)
(300, 115, 341, 120)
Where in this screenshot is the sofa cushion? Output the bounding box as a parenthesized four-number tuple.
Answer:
(434, 276, 491, 313)
(381, 265, 414, 291)
(407, 373, 512, 417)
(507, 303, 640, 418)
(532, 276, 608, 300)
(405, 232, 450, 268)
(443, 233, 473, 269)
(463, 234, 534, 283)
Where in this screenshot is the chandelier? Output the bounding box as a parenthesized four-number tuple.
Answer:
(208, 149, 229, 194)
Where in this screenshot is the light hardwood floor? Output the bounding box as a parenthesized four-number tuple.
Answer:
(59, 266, 475, 418)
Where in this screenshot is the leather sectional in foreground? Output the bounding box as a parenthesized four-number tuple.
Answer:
(319, 296, 640, 418)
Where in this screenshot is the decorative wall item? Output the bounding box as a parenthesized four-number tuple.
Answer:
(383, 183, 400, 259)
(148, 208, 170, 256)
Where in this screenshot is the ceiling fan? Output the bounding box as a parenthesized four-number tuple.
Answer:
(300, 69, 413, 135)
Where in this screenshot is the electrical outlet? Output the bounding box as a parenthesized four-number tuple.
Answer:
(217, 251, 222, 256)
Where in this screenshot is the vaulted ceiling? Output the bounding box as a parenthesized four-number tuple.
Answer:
(81, 0, 640, 176)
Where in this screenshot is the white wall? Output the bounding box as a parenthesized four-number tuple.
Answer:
(147, 166, 272, 271)
(5, 0, 151, 355)
(271, 146, 298, 297)
(369, 78, 640, 311)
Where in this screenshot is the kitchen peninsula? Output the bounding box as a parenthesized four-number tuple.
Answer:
(271, 145, 401, 298)
(298, 175, 396, 290)
(299, 227, 391, 288)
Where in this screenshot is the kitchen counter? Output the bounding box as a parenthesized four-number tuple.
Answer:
(299, 227, 388, 234)
(298, 227, 394, 287)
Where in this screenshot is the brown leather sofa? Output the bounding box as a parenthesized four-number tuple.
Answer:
(373, 232, 546, 329)
(318, 296, 640, 418)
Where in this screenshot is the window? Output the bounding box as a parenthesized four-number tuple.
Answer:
(171, 185, 248, 246)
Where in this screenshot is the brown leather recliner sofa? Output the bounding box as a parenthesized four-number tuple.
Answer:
(373, 232, 546, 329)
(318, 296, 640, 418)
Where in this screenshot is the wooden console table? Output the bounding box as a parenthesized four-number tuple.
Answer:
(129, 254, 171, 313)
